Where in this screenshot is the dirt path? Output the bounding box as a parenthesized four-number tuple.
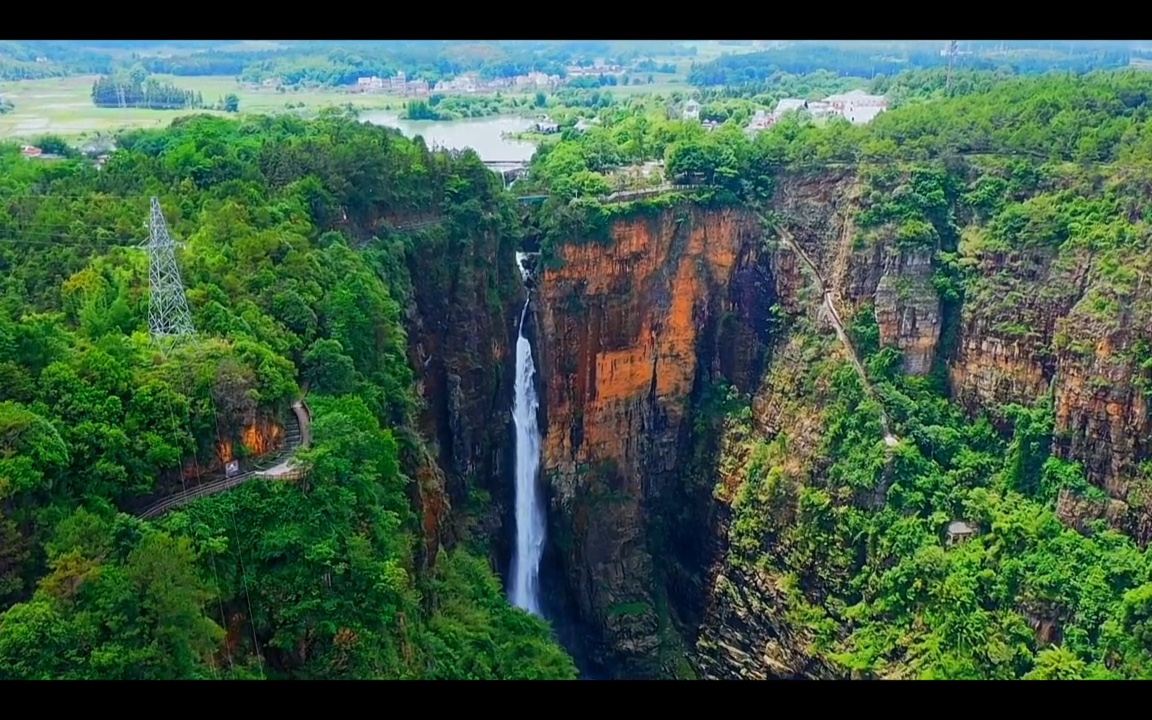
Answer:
(770, 221, 898, 447)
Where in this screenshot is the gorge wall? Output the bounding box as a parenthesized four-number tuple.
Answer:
(534, 204, 774, 677)
(528, 168, 1152, 679)
(401, 221, 524, 568)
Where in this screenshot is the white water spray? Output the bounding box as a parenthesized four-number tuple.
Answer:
(510, 253, 546, 616)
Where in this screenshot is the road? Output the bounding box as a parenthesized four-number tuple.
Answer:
(136, 400, 311, 520)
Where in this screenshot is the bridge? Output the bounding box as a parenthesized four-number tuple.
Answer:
(136, 399, 312, 520)
(483, 160, 531, 190)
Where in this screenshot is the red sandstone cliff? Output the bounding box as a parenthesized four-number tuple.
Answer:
(537, 206, 770, 676)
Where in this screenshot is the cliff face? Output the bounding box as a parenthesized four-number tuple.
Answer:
(534, 169, 1152, 679)
(403, 224, 524, 565)
(950, 244, 1152, 545)
(536, 206, 773, 676)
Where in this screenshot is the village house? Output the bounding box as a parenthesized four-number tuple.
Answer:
(806, 100, 833, 118)
(682, 99, 700, 121)
(21, 145, 64, 161)
(356, 76, 385, 92)
(774, 98, 807, 115)
(773, 92, 886, 125)
(516, 71, 553, 88)
(745, 109, 776, 134)
(565, 62, 626, 78)
(533, 118, 560, 134)
(824, 90, 888, 124)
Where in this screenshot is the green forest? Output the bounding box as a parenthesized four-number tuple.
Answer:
(0, 110, 577, 679)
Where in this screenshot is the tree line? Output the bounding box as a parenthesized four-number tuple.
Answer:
(90, 74, 204, 110)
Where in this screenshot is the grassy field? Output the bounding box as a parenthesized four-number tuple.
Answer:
(0, 74, 416, 142)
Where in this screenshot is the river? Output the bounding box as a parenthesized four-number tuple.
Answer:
(362, 112, 537, 162)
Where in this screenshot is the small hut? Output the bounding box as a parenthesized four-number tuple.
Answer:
(945, 520, 977, 547)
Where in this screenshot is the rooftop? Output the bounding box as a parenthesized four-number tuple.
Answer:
(947, 520, 976, 535)
(826, 90, 887, 104)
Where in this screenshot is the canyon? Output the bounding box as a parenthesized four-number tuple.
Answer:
(400, 165, 1152, 679)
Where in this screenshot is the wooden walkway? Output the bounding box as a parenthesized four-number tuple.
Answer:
(136, 400, 312, 520)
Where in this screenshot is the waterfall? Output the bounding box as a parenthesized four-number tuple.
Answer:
(510, 253, 546, 616)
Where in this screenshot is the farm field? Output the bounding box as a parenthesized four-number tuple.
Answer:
(0, 74, 411, 141)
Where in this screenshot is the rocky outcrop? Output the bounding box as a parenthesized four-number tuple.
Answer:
(768, 172, 942, 377)
(873, 249, 941, 376)
(694, 567, 838, 680)
(536, 205, 772, 676)
(949, 248, 1090, 412)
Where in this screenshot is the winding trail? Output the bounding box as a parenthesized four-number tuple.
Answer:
(136, 400, 312, 520)
(769, 221, 898, 448)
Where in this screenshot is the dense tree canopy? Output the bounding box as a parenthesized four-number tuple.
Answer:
(0, 110, 576, 679)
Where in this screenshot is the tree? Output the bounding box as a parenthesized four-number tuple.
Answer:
(32, 134, 75, 157)
(302, 339, 357, 395)
(1024, 646, 1087, 680)
(223, 93, 240, 113)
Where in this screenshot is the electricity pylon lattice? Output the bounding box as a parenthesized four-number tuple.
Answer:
(146, 197, 196, 344)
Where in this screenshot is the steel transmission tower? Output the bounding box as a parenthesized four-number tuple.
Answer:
(145, 197, 196, 344)
(946, 41, 959, 92)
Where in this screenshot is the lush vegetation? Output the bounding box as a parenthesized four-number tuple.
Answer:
(519, 69, 1152, 211)
(687, 41, 1137, 87)
(676, 70, 1152, 679)
(0, 110, 576, 679)
(0, 39, 692, 87)
(8, 50, 1152, 680)
(402, 93, 540, 121)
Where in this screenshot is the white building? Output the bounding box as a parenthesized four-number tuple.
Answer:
(807, 100, 833, 118)
(774, 98, 807, 114)
(683, 99, 700, 121)
(824, 90, 888, 125)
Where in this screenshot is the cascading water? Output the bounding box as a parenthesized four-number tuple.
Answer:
(510, 253, 546, 616)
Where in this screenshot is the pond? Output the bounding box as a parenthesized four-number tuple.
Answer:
(362, 112, 538, 162)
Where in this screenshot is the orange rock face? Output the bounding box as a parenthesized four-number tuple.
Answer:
(536, 205, 767, 676)
(542, 211, 749, 470)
